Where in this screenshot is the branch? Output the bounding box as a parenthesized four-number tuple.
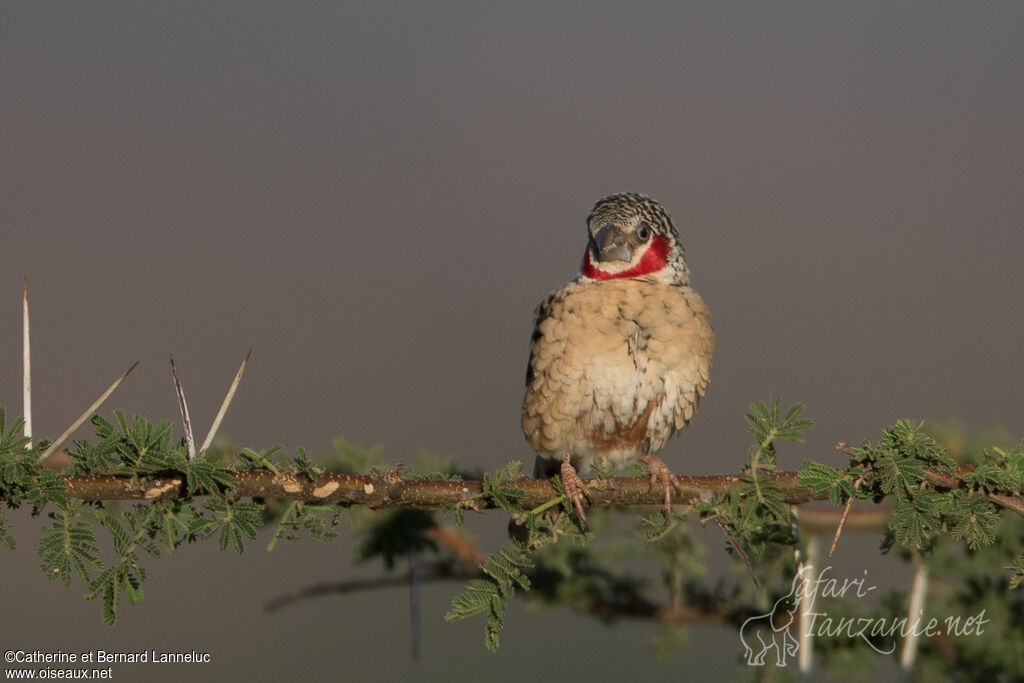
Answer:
(18, 466, 1022, 520)
(837, 443, 1024, 518)
(56, 470, 824, 508)
(921, 468, 1024, 518)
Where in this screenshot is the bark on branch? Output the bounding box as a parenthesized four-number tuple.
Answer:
(29, 464, 1024, 520)
(61, 470, 820, 508)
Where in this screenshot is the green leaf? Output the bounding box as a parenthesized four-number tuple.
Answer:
(962, 445, 1024, 492)
(291, 446, 322, 479)
(0, 408, 31, 457)
(875, 455, 925, 498)
(797, 461, 844, 493)
(86, 567, 119, 626)
(879, 420, 956, 472)
(39, 504, 102, 588)
(185, 454, 236, 495)
(85, 560, 147, 627)
(27, 468, 68, 508)
(1008, 555, 1024, 590)
(150, 500, 196, 552)
(482, 462, 527, 513)
(235, 445, 282, 474)
(91, 414, 115, 440)
(446, 538, 537, 651)
(746, 400, 813, 451)
(889, 495, 939, 552)
(0, 513, 14, 550)
(192, 499, 262, 554)
(947, 492, 998, 550)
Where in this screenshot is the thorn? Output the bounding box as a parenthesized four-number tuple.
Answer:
(170, 355, 196, 460)
(22, 276, 32, 448)
(828, 496, 855, 558)
(828, 475, 864, 558)
(38, 362, 139, 465)
(199, 350, 251, 456)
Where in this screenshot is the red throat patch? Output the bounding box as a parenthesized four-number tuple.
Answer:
(582, 235, 671, 280)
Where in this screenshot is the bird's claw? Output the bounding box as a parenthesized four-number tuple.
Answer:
(639, 453, 682, 519)
(560, 458, 593, 522)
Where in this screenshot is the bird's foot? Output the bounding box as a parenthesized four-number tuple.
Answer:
(560, 457, 593, 522)
(639, 453, 682, 519)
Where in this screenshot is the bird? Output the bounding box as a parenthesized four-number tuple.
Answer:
(521, 193, 716, 521)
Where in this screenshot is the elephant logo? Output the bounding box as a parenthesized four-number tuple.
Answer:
(740, 565, 813, 666)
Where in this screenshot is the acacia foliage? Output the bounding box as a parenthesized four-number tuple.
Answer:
(1, 402, 1023, 677)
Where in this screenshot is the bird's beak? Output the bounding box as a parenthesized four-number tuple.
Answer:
(592, 225, 632, 263)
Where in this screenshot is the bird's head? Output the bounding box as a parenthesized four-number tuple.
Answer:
(581, 193, 688, 285)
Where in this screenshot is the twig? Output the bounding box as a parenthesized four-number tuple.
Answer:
(199, 350, 250, 456)
(714, 517, 758, 588)
(831, 445, 865, 553)
(921, 468, 1024, 518)
(37, 362, 139, 465)
(170, 356, 195, 460)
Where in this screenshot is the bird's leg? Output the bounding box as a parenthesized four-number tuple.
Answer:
(639, 453, 682, 519)
(560, 454, 592, 521)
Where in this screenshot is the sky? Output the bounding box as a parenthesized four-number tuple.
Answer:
(1, 2, 1022, 680)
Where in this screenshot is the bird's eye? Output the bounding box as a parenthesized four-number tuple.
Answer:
(636, 223, 651, 242)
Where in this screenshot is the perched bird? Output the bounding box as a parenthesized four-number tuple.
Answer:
(521, 193, 716, 520)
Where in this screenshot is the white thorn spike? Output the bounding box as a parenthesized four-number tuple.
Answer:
(38, 362, 139, 465)
(22, 277, 32, 448)
(199, 350, 251, 456)
(170, 355, 196, 461)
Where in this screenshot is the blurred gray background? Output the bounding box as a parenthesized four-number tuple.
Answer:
(1, 2, 1022, 680)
